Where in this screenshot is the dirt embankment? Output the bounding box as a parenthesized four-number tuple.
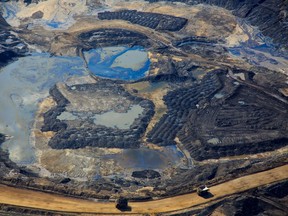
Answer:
(0, 165, 287, 215)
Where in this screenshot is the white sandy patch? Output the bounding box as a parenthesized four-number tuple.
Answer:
(111, 49, 148, 71)
(226, 24, 249, 46)
(16, 0, 88, 21)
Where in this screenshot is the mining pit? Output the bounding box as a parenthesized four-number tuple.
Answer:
(0, 0, 287, 215)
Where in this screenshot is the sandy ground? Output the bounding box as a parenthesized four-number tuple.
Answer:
(108, 1, 241, 41)
(64, 18, 250, 70)
(0, 165, 287, 215)
(124, 81, 169, 137)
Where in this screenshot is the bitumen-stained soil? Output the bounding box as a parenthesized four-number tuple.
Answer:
(0, 203, 74, 216)
(78, 28, 151, 49)
(171, 179, 288, 216)
(98, 10, 187, 31)
(0, 15, 28, 68)
(132, 169, 161, 179)
(0, 166, 288, 215)
(42, 81, 155, 149)
(148, 69, 288, 160)
(0, 1, 287, 215)
(0, 134, 5, 144)
(146, 0, 288, 48)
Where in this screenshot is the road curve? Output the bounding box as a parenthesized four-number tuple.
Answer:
(0, 165, 287, 215)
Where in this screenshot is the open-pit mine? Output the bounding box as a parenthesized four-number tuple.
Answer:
(0, 0, 288, 215)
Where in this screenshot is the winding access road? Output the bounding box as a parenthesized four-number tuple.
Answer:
(0, 165, 287, 215)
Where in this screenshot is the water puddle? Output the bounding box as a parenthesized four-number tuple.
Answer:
(103, 146, 184, 170)
(92, 105, 144, 129)
(84, 46, 150, 81)
(1, 1, 78, 30)
(57, 105, 144, 130)
(57, 112, 79, 121)
(228, 20, 288, 74)
(0, 53, 86, 165)
(46, 21, 63, 29)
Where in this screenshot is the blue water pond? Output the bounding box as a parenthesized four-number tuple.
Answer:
(103, 146, 184, 170)
(46, 21, 63, 28)
(84, 46, 150, 81)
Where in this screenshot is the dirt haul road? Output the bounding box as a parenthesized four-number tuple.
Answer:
(0, 165, 287, 215)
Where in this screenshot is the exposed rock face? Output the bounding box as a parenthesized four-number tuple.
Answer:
(146, 0, 288, 47)
(98, 10, 187, 31)
(132, 170, 161, 179)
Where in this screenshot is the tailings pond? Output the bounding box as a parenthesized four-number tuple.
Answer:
(57, 104, 144, 130)
(84, 46, 150, 81)
(0, 47, 185, 178)
(102, 146, 184, 171)
(0, 53, 86, 164)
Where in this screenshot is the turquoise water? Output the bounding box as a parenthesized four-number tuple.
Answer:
(46, 21, 63, 28)
(0, 53, 86, 164)
(84, 46, 150, 81)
